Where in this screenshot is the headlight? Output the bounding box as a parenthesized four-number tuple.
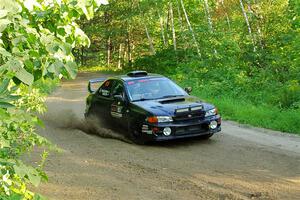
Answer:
(205, 108, 217, 117)
(147, 116, 173, 123)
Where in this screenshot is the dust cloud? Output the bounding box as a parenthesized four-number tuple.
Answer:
(42, 109, 132, 143)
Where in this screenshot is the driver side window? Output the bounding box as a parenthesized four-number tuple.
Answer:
(99, 80, 114, 98)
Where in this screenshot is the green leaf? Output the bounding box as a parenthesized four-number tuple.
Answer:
(0, 94, 21, 101)
(0, 47, 12, 57)
(0, 19, 11, 32)
(14, 162, 41, 187)
(61, 43, 72, 55)
(0, 108, 9, 118)
(15, 67, 34, 85)
(0, 101, 14, 108)
(0, 9, 8, 18)
(24, 59, 34, 71)
(0, 138, 11, 148)
(64, 61, 78, 79)
(8, 193, 23, 200)
(57, 27, 66, 36)
(0, 0, 21, 14)
(33, 194, 47, 200)
(48, 60, 64, 75)
(28, 172, 41, 187)
(0, 158, 15, 165)
(0, 78, 10, 94)
(32, 116, 44, 127)
(29, 50, 40, 58)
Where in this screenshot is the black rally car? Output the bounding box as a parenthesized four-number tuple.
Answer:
(85, 71, 221, 144)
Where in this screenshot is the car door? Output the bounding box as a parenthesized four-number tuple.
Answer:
(110, 80, 129, 128)
(90, 79, 115, 122)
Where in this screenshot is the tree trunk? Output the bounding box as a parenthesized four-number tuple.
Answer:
(137, 3, 156, 55)
(203, 0, 217, 54)
(180, 0, 201, 57)
(239, 0, 256, 52)
(203, 0, 214, 33)
(118, 43, 123, 69)
(165, 8, 170, 43)
(246, 0, 263, 49)
(144, 24, 156, 55)
(127, 27, 132, 66)
(176, 0, 188, 49)
(157, 10, 167, 46)
(169, 2, 177, 51)
(176, 0, 183, 28)
(107, 36, 111, 67)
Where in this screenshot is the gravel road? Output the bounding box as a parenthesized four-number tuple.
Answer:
(32, 73, 300, 200)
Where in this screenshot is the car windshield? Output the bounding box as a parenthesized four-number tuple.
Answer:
(126, 78, 187, 101)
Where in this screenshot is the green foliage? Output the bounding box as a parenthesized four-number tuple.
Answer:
(0, 0, 107, 199)
(78, 0, 299, 133)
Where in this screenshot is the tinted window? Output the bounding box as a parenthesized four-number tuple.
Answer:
(99, 80, 114, 97)
(126, 78, 187, 101)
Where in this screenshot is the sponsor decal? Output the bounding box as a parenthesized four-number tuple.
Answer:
(101, 89, 110, 96)
(111, 105, 123, 118)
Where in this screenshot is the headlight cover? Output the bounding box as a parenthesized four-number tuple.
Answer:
(157, 116, 173, 123)
(147, 116, 173, 123)
(205, 108, 217, 117)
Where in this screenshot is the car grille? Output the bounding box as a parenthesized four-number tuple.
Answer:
(173, 111, 205, 122)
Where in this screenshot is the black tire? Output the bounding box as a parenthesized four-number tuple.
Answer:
(128, 123, 145, 145)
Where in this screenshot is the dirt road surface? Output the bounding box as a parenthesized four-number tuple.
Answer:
(32, 73, 300, 200)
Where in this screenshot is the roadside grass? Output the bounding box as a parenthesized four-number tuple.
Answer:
(193, 93, 300, 135)
(79, 67, 300, 135)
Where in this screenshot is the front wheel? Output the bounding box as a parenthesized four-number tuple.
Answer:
(128, 123, 145, 145)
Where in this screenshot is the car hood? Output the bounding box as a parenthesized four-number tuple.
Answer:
(131, 96, 214, 116)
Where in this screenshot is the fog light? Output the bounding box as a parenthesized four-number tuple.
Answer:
(209, 121, 218, 129)
(163, 127, 172, 136)
(152, 127, 159, 133)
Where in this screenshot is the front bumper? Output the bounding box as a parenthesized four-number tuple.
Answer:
(141, 115, 221, 142)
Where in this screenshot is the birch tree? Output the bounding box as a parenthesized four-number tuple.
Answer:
(203, 0, 214, 33)
(170, 2, 177, 51)
(118, 44, 123, 69)
(180, 0, 201, 57)
(246, 0, 263, 49)
(203, 0, 217, 54)
(239, 0, 256, 52)
(138, 3, 156, 54)
(158, 10, 167, 47)
(107, 36, 111, 67)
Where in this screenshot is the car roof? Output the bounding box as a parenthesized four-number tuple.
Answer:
(110, 73, 165, 82)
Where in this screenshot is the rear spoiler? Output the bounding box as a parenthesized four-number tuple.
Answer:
(88, 78, 106, 93)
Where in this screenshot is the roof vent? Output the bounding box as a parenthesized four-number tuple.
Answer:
(127, 71, 148, 77)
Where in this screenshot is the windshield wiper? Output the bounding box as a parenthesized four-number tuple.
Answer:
(159, 95, 185, 99)
(132, 98, 155, 102)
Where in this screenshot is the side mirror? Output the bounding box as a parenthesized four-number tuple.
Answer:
(184, 87, 192, 94)
(113, 94, 124, 102)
